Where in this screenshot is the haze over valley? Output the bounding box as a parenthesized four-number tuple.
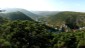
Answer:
(0, 0, 85, 48)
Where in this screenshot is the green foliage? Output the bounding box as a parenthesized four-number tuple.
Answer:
(0, 20, 54, 48)
(0, 18, 84, 48)
(47, 11, 85, 27)
(0, 11, 34, 21)
(52, 32, 85, 48)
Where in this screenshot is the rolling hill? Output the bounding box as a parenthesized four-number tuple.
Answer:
(1, 8, 85, 29)
(0, 11, 33, 21)
(31, 11, 60, 22)
(1, 8, 39, 21)
(44, 11, 85, 27)
(31, 11, 60, 16)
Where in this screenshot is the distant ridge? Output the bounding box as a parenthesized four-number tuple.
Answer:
(0, 11, 33, 21)
(31, 11, 60, 16)
(2, 8, 39, 21)
(41, 11, 85, 27)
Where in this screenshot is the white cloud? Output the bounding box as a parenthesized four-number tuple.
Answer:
(0, 0, 56, 11)
(0, 0, 84, 12)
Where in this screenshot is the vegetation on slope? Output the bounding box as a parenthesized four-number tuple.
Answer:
(0, 11, 34, 21)
(47, 11, 85, 27)
(0, 18, 84, 48)
(2, 8, 39, 21)
(52, 32, 85, 48)
(0, 11, 85, 48)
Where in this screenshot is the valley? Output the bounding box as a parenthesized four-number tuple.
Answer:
(0, 8, 85, 48)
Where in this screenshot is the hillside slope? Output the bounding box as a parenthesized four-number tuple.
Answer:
(0, 11, 33, 21)
(31, 11, 60, 16)
(2, 8, 39, 21)
(46, 11, 85, 27)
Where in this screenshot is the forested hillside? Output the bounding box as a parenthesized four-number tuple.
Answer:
(0, 18, 84, 48)
(47, 11, 85, 26)
(2, 8, 39, 21)
(0, 9, 85, 48)
(0, 11, 34, 21)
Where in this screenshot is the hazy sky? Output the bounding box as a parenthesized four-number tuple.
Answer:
(0, 0, 85, 11)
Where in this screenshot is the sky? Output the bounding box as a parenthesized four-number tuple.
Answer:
(0, 0, 85, 12)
